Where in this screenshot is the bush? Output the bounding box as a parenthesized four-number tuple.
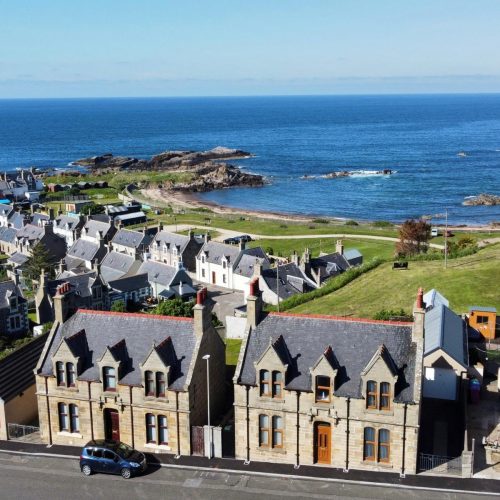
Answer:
(313, 218, 329, 224)
(111, 300, 126, 312)
(373, 309, 413, 321)
(345, 220, 359, 226)
(265, 247, 274, 256)
(373, 220, 393, 228)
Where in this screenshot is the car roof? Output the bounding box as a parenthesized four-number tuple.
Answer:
(84, 439, 119, 449)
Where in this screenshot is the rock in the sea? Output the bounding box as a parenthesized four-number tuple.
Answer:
(463, 194, 500, 206)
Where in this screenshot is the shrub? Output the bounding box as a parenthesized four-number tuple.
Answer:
(345, 220, 359, 226)
(373, 309, 413, 321)
(111, 300, 126, 312)
(373, 220, 393, 228)
(313, 218, 329, 224)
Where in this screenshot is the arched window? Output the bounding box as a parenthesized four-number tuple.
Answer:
(378, 429, 390, 462)
(259, 414, 269, 447)
(380, 382, 391, 410)
(272, 371, 283, 399)
(69, 404, 79, 433)
(272, 416, 283, 448)
(145, 370, 155, 396)
(156, 372, 166, 398)
(56, 361, 65, 386)
(146, 413, 156, 443)
(366, 380, 377, 409)
(58, 403, 69, 431)
(158, 415, 168, 444)
(103, 367, 116, 391)
(260, 370, 270, 396)
(66, 363, 76, 387)
(363, 427, 376, 461)
(315, 376, 331, 402)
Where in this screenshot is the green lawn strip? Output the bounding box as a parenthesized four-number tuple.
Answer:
(290, 243, 500, 318)
(225, 338, 242, 366)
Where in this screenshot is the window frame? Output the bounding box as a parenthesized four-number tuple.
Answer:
(145, 370, 155, 397)
(363, 427, 376, 462)
(146, 413, 157, 444)
(66, 362, 76, 387)
(366, 380, 378, 409)
(272, 371, 283, 399)
(272, 415, 284, 449)
(103, 366, 117, 392)
(315, 375, 331, 403)
(156, 372, 166, 398)
(260, 370, 270, 397)
(158, 415, 168, 445)
(378, 429, 390, 463)
(69, 404, 79, 433)
(476, 315, 488, 324)
(258, 414, 270, 447)
(379, 382, 391, 411)
(58, 402, 69, 432)
(56, 361, 66, 387)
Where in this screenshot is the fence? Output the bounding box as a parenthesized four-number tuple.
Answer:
(8, 423, 40, 441)
(418, 453, 462, 475)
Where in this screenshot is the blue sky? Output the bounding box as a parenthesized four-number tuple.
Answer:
(1, 0, 500, 97)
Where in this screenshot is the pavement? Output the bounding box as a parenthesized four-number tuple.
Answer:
(0, 440, 499, 498)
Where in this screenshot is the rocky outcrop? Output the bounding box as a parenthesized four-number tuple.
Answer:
(463, 194, 500, 206)
(322, 169, 395, 179)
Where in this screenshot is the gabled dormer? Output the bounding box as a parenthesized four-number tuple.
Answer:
(360, 344, 398, 411)
(254, 335, 290, 399)
(52, 329, 88, 388)
(140, 337, 177, 399)
(310, 345, 338, 403)
(98, 339, 129, 392)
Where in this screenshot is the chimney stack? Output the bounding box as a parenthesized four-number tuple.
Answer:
(53, 282, 71, 324)
(239, 239, 246, 251)
(291, 251, 299, 266)
(48, 207, 55, 221)
(253, 259, 262, 278)
(246, 277, 262, 330)
(412, 287, 425, 342)
(193, 287, 211, 338)
(336, 239, 344, 255)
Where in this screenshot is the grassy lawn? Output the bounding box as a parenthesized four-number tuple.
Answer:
(226, 339, 242, 366)
(178, 228, 221, 239)
(290, 243, 500, 318)
(249, 237, 395, 262)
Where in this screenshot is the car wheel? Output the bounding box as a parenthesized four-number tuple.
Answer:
(121, 467, 131, 479)
(81, 464, 92, 476)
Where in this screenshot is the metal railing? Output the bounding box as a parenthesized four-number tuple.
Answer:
(8, 423, 40, 440)
(418, 453, 462, 475)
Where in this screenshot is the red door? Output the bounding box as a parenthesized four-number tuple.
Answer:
(104, 409, 120, 442)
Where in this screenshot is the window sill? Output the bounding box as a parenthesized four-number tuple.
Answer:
(57, 431, 83, 439)
(362, 460, 392, 468)
(144, 443, 171, 452)
(144, 396, 169, 403)
(257, 446, 286, 454)
(364, 409, 394, 417)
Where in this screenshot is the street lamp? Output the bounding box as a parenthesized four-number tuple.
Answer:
(202, 354, 212, 458)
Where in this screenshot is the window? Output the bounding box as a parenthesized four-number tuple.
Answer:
(476, 315, 488, 324)
(378, 429, 390, 463)
(158, 415, 168, 444)
(9, 297, 17, 309)
(260, 370, 270, 396)
(272, 416, 283, 448)
(272, 371, 283, 398)
(146, 413, 156, 443)
(56, 361, 66, 386)
(315, 375, 331, 403)
(103, 450, 116, 461)
(201, 255, 205, 264)
(222, 274, 227, 284)
(259, 414, 269, 447)
(222, 261, 227, 269)
(201, 269, 206, 278)
(366, 380, 377, 409)
(103, 366, 116, 391)
(380, 382, 391, 410)
(156, 372, 166, 397)
(69, 404, 79, 433)
(58, 403, 69, 431)
(145, 370, 155, 396)
(66, 363, 76, 387)
(363, 427, 376, 461)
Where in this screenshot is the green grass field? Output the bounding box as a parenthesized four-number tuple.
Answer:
(290, 243, 500, 318)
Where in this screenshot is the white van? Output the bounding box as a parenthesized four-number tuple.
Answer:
(431, 228, 439, 237)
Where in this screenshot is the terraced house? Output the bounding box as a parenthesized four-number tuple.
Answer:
(35, 289, 226, 456)
(233, 281, 425, 475)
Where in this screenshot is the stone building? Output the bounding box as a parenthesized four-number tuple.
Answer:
(35, 288, 226, 456)
(233, 281, 425, 475)
(0, 277, 28, 337)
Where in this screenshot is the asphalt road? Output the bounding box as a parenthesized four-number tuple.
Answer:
(0, 453, 495, 500)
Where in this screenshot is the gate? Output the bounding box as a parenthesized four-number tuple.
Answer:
(8, 423, 40, 441)
(418, 453, 462, 475)
(191, 426, 205, 456)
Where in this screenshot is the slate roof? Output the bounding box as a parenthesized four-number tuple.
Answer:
(112, 229, 150, 249)
(424, 304, 468, 367)
(83, 219, 113, 239)
(100, 251, 141, 282)
(7, 252, 29, 266)
(31, 213, 50, 226)
(45, 271, 99, 299)
(199, 241, 241, 266)
(8, 212, 27, 229)
(0, 280, 26, 308)
(138, 260, 177, 286)
(153, 231, 190, 253)
(115, 211, 146, 222)
(234, 247, 269, 278)
(0, 205, 14, 217)
(238, 313, 417, 402)
(66, 239, 102, 263)
(0, 226, 17, 244)
(54, 215, 82, 231)
(16, 223, 44, 241)
(261, 263, 316, 300)
(310, 252, 350, 282)
(0, 334, 48, 403)
(39, 310, 196, 390)
(343, 248, 363, 263)
(108, 273, 151, 293)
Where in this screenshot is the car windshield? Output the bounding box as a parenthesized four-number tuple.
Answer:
(114, 442, 134, 459)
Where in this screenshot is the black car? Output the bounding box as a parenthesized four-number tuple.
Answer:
(80, 440, 147, 479)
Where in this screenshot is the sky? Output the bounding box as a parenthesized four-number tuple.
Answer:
(1, 0, 500, 98)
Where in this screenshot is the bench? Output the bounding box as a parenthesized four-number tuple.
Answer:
(393, 261, 408, 270)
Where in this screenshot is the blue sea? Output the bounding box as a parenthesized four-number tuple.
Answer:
(1, 94, 499, 224)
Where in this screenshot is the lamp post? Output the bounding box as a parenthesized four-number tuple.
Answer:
(202, 354, 212, 458)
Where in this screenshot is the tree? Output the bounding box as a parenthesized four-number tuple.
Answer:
(395, 219, 431, 257)
(111, 300, 126, 312)
(81, 203, 105, 216)
(25, 243, 53, 282)
(152, 297, 194, 318)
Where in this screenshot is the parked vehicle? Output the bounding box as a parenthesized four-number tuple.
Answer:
(80, 440, 147, 479)
(431, 228, 439, 237)
(223, 237, 239, 245)
(223, 234, 253, 245)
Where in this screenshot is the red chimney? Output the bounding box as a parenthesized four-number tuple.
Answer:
(196, 287, 207, 305)
(249, 277, 259, 297)
(416, 287, 424, 309)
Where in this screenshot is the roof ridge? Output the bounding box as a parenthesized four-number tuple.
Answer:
(77, 309, 193, 322)
(269, 311, 413, 326)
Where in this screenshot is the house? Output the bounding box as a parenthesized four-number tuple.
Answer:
(468, 306, 497, 340)
(53, 214, 84, 247)
(80, 217, 116, 244)
(138, 260, 196, 300)
(0, 169, 43, 201)
(423, 303, 468, 400)
(0, 226, 18, 255)
(104, 202, 142, 219)
(14, 222, 66, 263)
(0, 278, 29, 337)
(0, 204, 15, 227)
(34, 289, 226, 456)
(99, 251, 142, 283)
(232, 281, 424, 474)
(111, 228, 153, 258)
(35, 271, 107, 325)
(65, 200, 92, 214)
(149, 229, 203, 272)
(107, 273, 151, 307)
(0, 334, 48, 440)
(64, 237, 107, 272)
(114, 211, 147, 226)
(196, 241, 270, 294)
(255, 261, 317, 306)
